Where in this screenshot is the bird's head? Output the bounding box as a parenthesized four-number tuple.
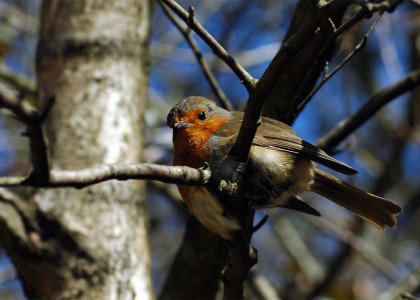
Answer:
(167, 96, 230, 136)
(167, 96, 231, 165)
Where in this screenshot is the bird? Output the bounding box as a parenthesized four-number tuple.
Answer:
(166, 96, 403, 240)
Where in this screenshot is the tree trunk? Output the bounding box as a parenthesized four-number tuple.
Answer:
(5, 0, 153, 298)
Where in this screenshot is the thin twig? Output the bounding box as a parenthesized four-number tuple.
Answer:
(0, 82, 41, 121)
(0, 163, 211, 188)
(316, 68, 420, 152)
(286, 6, 369, 122)
(292, 0, 402, 120)
(252, 215, 269, 233)
(158, 1, 233, 110)
(0, 67, 36, 98)
(158, 0, 256, 92)
(296, 11, 384, 117)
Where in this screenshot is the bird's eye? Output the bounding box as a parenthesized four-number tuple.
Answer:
(198, 111, 206, 121)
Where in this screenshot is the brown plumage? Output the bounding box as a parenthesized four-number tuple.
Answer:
(167, 96, 403, 239)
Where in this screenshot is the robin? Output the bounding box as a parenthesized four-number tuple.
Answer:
(167, 96, 403, 240)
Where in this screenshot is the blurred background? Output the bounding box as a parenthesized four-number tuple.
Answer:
(1, 0, 419, 299)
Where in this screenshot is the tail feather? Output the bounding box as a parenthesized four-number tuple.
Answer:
(311, 168, 402, 230)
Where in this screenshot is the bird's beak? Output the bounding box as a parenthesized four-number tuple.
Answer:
(173, 120, 190, 129)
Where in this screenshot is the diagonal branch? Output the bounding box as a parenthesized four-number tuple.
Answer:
(316, 68, 420, 152)
(262, 0, 403, 124)
(0, 82, 41, 121)
(0, 67, 36, 98)
(157, 1, 233, 111)
(158, 0, 256, 92)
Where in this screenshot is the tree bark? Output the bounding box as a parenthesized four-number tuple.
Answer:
(1, 0, 153, 299)
(159, 217, 228, 300)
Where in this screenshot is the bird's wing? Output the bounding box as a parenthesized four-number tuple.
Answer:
(218, 112, 357, 175)
(253, 131, 357, 175)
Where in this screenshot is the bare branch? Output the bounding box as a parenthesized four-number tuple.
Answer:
(316, 68, 420, 152)
(286, 6, 371, 121)
(0, 67, 36, 98)
(0, 82, 40, 121)
(158, 0, 256, 92)
(252, 215, 269, 233)
(294, 11, 384, 118)
(158, 1, 233, 111)
(0, 163, 211, 188)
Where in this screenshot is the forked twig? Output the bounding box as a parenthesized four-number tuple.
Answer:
(158, 1, 233, 110)
(295, 11, 384, 117)
(158, 0, 256, 92)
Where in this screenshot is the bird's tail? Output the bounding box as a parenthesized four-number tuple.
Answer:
(310, 168, 403, 230)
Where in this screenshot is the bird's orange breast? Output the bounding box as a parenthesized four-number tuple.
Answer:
(172, 114, 229, 168)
